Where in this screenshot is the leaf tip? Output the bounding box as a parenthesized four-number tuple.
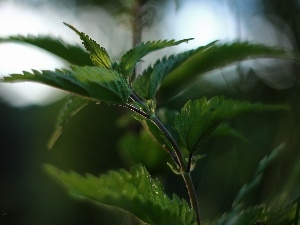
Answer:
(63, 22, 80, 35)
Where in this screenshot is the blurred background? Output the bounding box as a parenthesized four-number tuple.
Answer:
(0, 0, 300, 224)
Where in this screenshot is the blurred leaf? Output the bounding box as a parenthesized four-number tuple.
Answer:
(118, 130, 167, 171)
(207, 203, 297, 225)
(44, 164, 197, 225)
(233, 143, 284, 208)
(174, 96, 287, 153)
(266, 203, 297, 225)
(160, 42, 298, 98)
(144, 119, 174, 155)
(212, 123, 248, 142)
(0, 35, 92, 66)
(2, 66, 131, 104)
(118, 38, 194, 78)
(207, 205, 265, 225)
(48, 95, 90, 149)
(64, 22, 112, 69)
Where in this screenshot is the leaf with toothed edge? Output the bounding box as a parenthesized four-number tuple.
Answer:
(118, 38, 194, 78)
(133, 41, 217, 99)
(64, 22, 112, 69)
(44, 164, 197, 225)
(174, 96, 287, 153)
(1, 66, 131, 104)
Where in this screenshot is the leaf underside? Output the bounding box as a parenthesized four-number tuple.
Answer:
(174, 96, 287, 153)
(48, 94, 90, 149)
(45, 164, 197, 225)
(2, 66, 131, 104)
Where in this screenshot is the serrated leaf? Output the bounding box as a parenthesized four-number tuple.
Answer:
(64, 22, 112, 69)
(133, 41, 217, 99)
(160, 42, 298, 98)
(48, 95, 89, 149)
(118, 38, 193, 78)
(174, 96, 287, 153)
(2, 66, 131, 104)
(45, 164, 196, 225)
(0, 35, 92, 66)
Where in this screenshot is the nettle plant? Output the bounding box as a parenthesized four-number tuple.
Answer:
(1, 22, 299, 225)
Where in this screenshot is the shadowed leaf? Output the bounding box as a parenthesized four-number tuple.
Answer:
(160, 42, 298, 99)
(45, 164, 197, 225)
(48, 95, 90, 149)
(1, 66, 131, 104)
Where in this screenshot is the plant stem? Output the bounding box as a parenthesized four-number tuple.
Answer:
(151, 115, 201, 225)
(182, 172, 201, 225)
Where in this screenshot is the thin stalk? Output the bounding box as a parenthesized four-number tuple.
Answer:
(151, 115, 201, 225)
(182, 172, 201, 225)
(124, 103, 148, 118)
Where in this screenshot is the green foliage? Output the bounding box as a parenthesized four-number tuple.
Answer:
(133, 41, 217, 99)
(118, 38, 193, 78)
(174, 96, 286, 153)
(232, 144, 283, 208)
(3, 66, 131, 104)
(160, 42, 297, 98)
(1, 21, 299, 225)
(48, 94, 90, 149)
(207, 205, 266, 225)
(118, 130, 167, 171)
(44, 164, 197, 225)
(0, 35, 92, 66)
(206, 144, 298, 225)
(64, 22, 112, 69)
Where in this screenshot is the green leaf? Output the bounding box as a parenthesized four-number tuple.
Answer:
(212, 123, 248, 142)
(64, 22, 112, 69)
(174, 96, 287, 153)
(44, 164, 197, 225)
(232, 143, 284, 208)
(208, 203, 297, 225)
(160, 42, 298, 98)
(2, 66, 131, 104)
(207, 205, 265, 225)
(118, 38, 194, 78)
(0, 35, 92, 66)
(133, 41, 217, 99)
(48, 95, 89, 149)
